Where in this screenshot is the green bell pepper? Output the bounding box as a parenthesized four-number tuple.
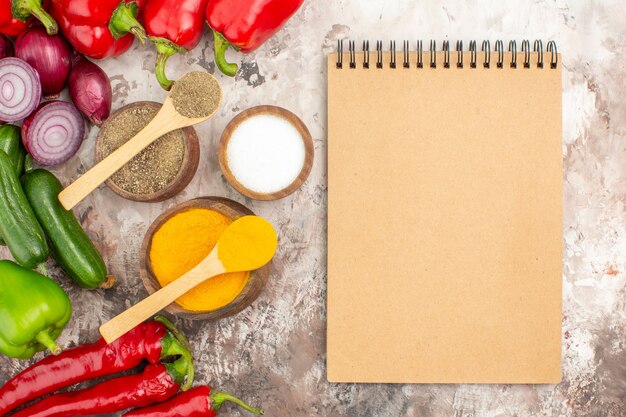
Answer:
(0, 260, 72, 359)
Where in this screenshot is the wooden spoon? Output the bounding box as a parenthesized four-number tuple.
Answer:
(58, 71, 222, 210)
(99, 216, 277, 344)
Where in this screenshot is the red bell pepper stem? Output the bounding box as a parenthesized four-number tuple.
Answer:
(123, 385, 264, 417)
(12, 0, 58, 35)
(110, 0, 146, 44)
(10, 359, 191, 417)
(152, 38, 185, 90)
(205, 0, 304, 76)
(212, 30, 238, 77)
(50, 0, 147, 59)
(141, 0, 208, 89)
(0, 318, 188, 416)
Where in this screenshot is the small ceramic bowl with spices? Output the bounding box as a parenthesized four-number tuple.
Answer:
(218, 105, 314, 200)
(139, 197, 271, 320)
(95, 101, 200, 202)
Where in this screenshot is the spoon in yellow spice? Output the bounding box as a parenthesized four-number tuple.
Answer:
(99, 215, 277, 344)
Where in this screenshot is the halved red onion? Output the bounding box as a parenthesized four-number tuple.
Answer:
(22, 100, 85, 166)
(0, 58, 41, 122)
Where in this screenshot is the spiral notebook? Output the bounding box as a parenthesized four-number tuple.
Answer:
(327, 40, 562, 383)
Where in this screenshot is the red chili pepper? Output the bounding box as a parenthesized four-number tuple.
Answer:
(206, 0, 304, 77)
(10, 359, 191, 417)
(0, 0, 57, 36)
(142, 0, 208, 90)
(49, 0, 147, 59)
(0, 316, 191, 416)
(124, 385, 264, 417)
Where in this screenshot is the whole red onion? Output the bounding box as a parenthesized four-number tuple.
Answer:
(0, 35, 12, 59)
(15, 27, 71, 99)
(68, 55, 112, 125)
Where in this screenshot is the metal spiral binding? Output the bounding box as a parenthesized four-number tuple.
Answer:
(547, 41, 558, 68)
(429, 40, 436, 68)
(403, 40, 410, 68)
(469, 40, 477, 68)
(482, 40, 491, 68)
(349, 40, 356, 68)
(521, 40, 531, 68)
(495, 40, 504, 68)
(336, 39, 558, 69)
(443, 41, 450, 68)
(336, 39, 343, 68)
(417, 40, 423, 68)
(456, 40, 463, 68)
(509, 40, 517, 68)
(533, 40, 543, 68)
(376, 40, 383, 68)
(363, 40, 370, 68)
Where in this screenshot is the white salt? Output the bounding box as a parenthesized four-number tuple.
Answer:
(226, 114, 305, 194)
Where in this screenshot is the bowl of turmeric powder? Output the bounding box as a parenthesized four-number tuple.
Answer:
(139, 197, 271, 320)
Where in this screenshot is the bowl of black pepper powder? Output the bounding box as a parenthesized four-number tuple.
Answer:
(94, 101, 200, 202)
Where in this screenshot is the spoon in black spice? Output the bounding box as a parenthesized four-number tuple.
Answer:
(59, 71, 222, 210)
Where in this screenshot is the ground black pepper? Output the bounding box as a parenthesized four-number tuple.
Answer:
(170, 71, 221, 118)
(98, 104, 186, 195)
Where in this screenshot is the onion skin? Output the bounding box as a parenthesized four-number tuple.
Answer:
(0, 35, 12, 59)
(15, 27, 71, 99)
(21, 100, 85, 165)
(68, 55, 112, 125)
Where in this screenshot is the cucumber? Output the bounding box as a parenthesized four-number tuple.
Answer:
(0, 124, 27, 246)
(21, 169, 111, 289)
(0, 124, 27, 176)
(0, 152, 49, 268)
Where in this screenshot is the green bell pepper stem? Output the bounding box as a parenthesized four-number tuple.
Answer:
(109, 0, 146, 44)
(213, 30, 238, 77)
(35, 329, 61, 355)
(12, 0, 58, 35)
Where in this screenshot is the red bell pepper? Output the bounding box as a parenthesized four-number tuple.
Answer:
(0, 0, 57, 36)
(50, 0, 147, 59)
(206, 0, 304, 77)
(10, 359, 192, 417)
(142, 0, 208, 90)
(124, 385, 263, 417)
(0, 316, 191, 416)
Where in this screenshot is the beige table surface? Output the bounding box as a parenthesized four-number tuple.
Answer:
(1, 1, 624, 416)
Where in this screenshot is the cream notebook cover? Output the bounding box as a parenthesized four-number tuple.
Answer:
(327, 40, 562, 383)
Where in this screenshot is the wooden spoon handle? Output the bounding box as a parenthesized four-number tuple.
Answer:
(99, 251, 226, 343)
(58, 116, 173, 210)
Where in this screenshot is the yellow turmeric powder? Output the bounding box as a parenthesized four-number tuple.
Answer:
(217, 215, 277, 271)
(149, 208, 249, 312)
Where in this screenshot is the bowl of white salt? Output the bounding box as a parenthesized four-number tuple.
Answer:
(218, 105, 313, 200)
